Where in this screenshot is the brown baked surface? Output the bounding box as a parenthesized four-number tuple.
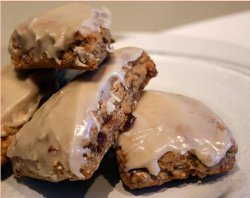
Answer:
(116, 141, 237, 189)
(10, 51, 158, 181)
(1, 126, 19, 166)
(9, 28, 112, 71)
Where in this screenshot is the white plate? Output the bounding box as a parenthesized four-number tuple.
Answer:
(2, 35, 250, 198)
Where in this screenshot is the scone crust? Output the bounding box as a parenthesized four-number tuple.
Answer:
(1, 126, 19, 166)
(116, 141, 238, 189)
(9, 28, 112, 71)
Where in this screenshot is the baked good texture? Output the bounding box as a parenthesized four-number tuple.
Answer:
(8, 3, 113, 71)
(7, 47, 157, 182)
(116, 144, 237, 189)
(116, 91, 238, 189)
(1, 127, 19, 166)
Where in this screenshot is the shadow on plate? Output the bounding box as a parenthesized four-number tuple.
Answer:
(13, 149, 120, 198)
(1, 160, 14, 180)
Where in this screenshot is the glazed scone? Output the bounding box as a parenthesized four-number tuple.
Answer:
(7, 47, 157, 182)
(8, 3, 112, 70)
(1, 65, 63, 166)
(116, 91, 237, 189)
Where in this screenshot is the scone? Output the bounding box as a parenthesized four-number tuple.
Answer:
(7, 47, 157, 182)
(116, 91, 237, 189)
(8, 3, 113, 71)
(1, 65, 63, 166)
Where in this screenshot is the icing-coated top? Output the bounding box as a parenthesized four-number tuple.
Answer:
(1, 65, 41, 132)
(118, 91, 233, 176)
(7, 47, 143, 180)
(9, 3, 111, 62)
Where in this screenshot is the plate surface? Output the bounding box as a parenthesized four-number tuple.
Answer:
(2, 34, 250, 198)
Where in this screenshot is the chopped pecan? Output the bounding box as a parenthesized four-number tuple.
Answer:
(97, 132, 107, 152)
(48, 146, 59, 155)
(124, 113, 136, 131)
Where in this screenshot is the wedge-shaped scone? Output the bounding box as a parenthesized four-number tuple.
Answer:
(7, 47, 157, 181)
(117, 91, 237, 189)
(1, 65, 64, 166)
(9, 3, 112, 70)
